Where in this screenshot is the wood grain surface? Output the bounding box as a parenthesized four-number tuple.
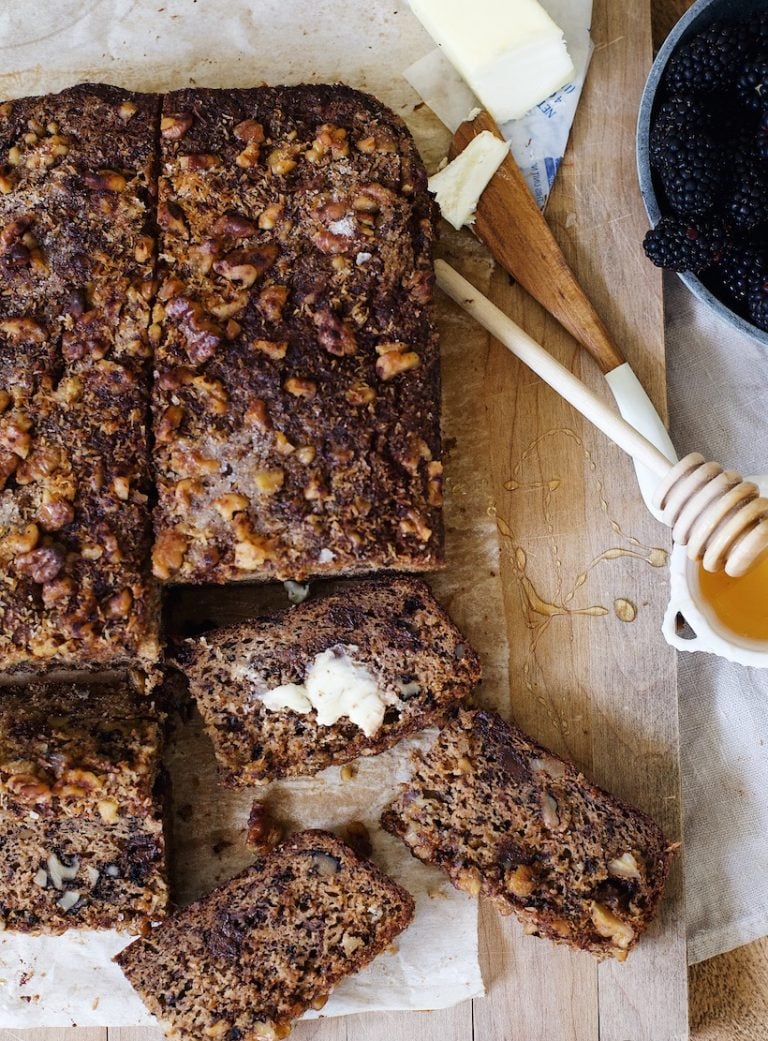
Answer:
(2, 0, 756, 1039)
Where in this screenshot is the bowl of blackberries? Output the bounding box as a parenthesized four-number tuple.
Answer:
(638, 0, 768, 344)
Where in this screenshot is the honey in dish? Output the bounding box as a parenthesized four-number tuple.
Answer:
(697, 551, 768, 643)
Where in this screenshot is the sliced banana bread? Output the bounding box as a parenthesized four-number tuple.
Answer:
(0, 84, 160, 671)
(0, 682, 168, 933)
(174, 576, 481, 785)
(151, 84, 443, 584)
(116, 829, 414, 1041)
(381, 709, 673, 961)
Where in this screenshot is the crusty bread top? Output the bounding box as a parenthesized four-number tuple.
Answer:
(0, 682, 162, 822)
(151, 84, 443, 585)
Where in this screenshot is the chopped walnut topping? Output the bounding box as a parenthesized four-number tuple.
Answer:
(161, 113, 194, 140)
(313, 310, 356, 356)
(252, 338, 287, 360)
(152, 530, 189, 580)
(345, 381, 376, 406)
(214, 494, 249, 521)
(37, 498, 75, 531)
(258, 283, 289, 322)
(214, 244, 278, 287)
(376, 344, 421, 380)
(258, 203, 283, 230)
(15, 545, 65, 584)
(118, 100, 138, 121)
(233, 119, 265, 144)
(1, 522, 40, 556)
(315, 123, 349, 158)
(156, 405, 184, 443)
(427, 461, 444, 507)
(105, 589, 133, 619)
(295, 446, 316, 465)
(158, 200, 189, 238)
(284, 377, 316, 399)
(178, 153, 221, 171)
(85, 169, 127, 192)
(399, 510, 432, 542)
(212, 212, 258, 238)
(253, 469, 285, 496)
(244, 398, 271, 430)
(267, 147, 298, 176)
(0, 317, 45, 343)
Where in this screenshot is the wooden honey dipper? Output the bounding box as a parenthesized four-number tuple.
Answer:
(437, 112, 768, 578)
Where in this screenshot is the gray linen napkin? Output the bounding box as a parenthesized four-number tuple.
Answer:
(664, 272, 768, 965)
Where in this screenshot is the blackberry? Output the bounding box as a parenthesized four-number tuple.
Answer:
(747, 10, 768, 49)
(723, 144, 768, 229)
(747, 278, 768, 329)
(643, 216, 728, 273)
(736, 57, 768, 112)
(649, 96, 711, 169)
(714, 243, 768, 301)
(664, 20, 749, 95)
(656, 131, 723, 215)
(756, 110, 768, 160)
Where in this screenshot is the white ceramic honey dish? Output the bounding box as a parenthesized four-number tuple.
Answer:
(663, 478, 768, 666)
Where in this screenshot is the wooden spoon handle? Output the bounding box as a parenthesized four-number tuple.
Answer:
(436, 260, 670, 477)
(449, 111, 626, 375)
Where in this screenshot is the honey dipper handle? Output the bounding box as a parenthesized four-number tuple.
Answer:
(449, 112, 626, 375)
(436, 260, 672, 478)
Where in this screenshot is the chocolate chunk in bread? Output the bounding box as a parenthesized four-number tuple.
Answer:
(116, 829, 414, 1041)
(0, 682, 167, 933)
(151, 85, 442, 584)
(0, 84, 160, 671)
(175, 577, 481, 785)
(381, 709, 673, 961)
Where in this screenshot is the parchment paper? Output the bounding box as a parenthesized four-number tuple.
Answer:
(0, 0, 513, 1027)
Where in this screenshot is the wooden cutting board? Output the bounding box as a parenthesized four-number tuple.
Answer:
(2, 1, 688, 1040)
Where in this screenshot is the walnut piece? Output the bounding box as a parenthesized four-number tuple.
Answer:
(245, 800, 283, 853)
(161, 113, 194, 140)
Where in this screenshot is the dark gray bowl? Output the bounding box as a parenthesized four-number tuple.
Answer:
(637, 0, 768, 347)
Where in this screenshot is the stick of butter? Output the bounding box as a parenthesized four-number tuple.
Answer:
(428, 130, 509, 230)
(408, 0, 575, 124)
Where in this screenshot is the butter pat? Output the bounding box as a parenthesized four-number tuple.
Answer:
(428, 131, 509, 230)
(259, 645, 401, 738)
(408, 0, 574, 124)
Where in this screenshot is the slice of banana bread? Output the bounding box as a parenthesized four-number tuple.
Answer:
(0, 84, 160, 671)
(0, 683, 168, 933)
(116, 830, 414, 1041)
(381, 709, 673, 961)
(174, 577, 481, 785)
(151, 84, 443, 584)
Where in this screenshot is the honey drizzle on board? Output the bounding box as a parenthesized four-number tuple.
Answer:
(493, 428, 669, 726)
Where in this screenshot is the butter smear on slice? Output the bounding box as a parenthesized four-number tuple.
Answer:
(259, 645, 402, 738)
(428, 131, 509, 230)
(408, 0, 575, 124)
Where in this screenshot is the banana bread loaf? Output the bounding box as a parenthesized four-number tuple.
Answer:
(381, 708, 673, 961)
(174, 577, 481, 785)
(151, 84, 443, 584)
(0, 682, 167, 933)
(116, 829, 414, 1041)
(0, 84, 160, 671)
